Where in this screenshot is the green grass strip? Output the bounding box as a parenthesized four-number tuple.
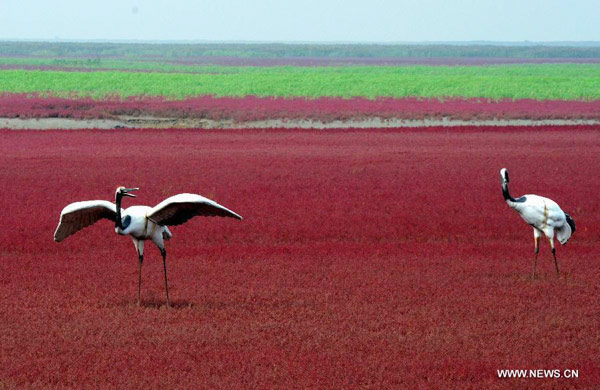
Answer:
(0, 64, 599, 100)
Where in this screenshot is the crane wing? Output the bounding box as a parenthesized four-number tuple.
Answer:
(54, 200, 118, 242)
(148, 193, 242, 226)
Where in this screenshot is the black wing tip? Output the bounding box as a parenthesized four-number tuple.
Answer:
(215, 212, 242, 220)
(228, 210, 243, 220)
(224, 213, 242, 220)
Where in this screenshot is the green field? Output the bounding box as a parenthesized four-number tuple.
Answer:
(1, 64, 599, 100)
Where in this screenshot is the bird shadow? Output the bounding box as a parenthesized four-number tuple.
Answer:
(525, 271, 573, 282)
(119, 298, 195, 310)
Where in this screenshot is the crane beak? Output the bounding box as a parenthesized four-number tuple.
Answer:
(123, 187, 139, 197)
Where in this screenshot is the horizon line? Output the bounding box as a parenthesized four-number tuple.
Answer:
(1, 38, 600, 47)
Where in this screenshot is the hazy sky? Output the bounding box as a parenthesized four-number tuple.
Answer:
(1, 0, 598, 42)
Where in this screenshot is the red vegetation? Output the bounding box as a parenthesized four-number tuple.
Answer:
(5, 57, 600, 70)
(3, 93, 600, 122)
(164, 56, 600, 66)
(1, 127, 599, 387)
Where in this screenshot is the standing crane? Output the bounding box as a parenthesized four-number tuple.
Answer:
(500, 168, 575, 277)
(54, 187, 242, 307)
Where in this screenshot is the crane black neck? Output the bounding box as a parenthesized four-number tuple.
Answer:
(115, 192, 125, 229)
(502, 181, 517, 202)
(502, 181, 527, 204)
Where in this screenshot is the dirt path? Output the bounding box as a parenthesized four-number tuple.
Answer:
(2, 116, 600, 130)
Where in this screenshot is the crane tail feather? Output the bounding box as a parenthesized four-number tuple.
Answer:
(557, 213, 575, 245)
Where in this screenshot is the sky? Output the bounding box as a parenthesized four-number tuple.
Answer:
(0, 0, 598, 43)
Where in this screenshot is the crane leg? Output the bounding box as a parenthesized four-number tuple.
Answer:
(532, 230, 541, 278)
(138, 253, 143, 305)
(533, 248, 539, 279)
(134, 239, 145, 306)
(548, 237, 559, 276)
(160, 248, 170, 308)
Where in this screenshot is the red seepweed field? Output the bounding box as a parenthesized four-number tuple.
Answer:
(1, 126, 599, 388)
(3, 93, 600, 122)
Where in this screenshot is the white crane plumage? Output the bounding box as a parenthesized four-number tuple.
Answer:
(54, 187, 242, 307)
(500, 168, 575, 277)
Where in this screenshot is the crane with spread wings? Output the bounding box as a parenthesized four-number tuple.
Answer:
(54, 187, 242, 307)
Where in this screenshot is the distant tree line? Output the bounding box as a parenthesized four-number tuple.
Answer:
(1, 41, 600, 59)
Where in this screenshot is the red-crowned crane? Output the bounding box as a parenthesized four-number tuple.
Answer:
(500, 168, 575, 277)
(54, 187, 242, 307)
